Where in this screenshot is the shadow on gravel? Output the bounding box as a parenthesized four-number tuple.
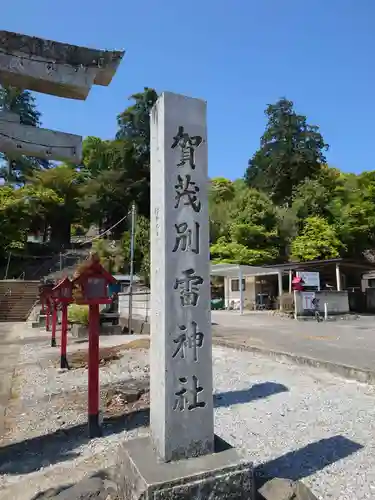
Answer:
(0, 408, 149, 475)
(214, 382, 288, 408)
(0, 382, 288, 475)
(255, 435, 363, 486)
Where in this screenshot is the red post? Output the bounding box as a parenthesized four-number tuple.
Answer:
(46, 300, 50, 331)
(88, 303, 101, 437)
(41, 297, 45, 314)
(51, 303, 57, 347)
(60, 304, 69, 369)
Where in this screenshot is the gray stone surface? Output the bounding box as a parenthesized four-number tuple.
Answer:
(0, 30, 124, 100)
(71, 324, 88, 338)
(0, 323, 22, 437)
(150, 92, 213, 462)
(33, 475, 118, 499)
(257, 478, 318, 500)
(116, 436, 253, 499)
(0, 110, 19, 123)
(0, 118, 82, 163)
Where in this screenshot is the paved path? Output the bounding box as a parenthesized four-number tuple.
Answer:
(212, 311, 375, 383)
(0, 323, 23, 436)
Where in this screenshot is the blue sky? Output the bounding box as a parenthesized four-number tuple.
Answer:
(3, 0, 375, 179)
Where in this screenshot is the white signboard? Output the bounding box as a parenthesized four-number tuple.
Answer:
(297, 271, 320, 290)
(301, 292, 316, 310)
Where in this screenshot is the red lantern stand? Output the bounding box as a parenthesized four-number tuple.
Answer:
(43, 285, 54, 332)
(50, 291, 59, 348)
(72, 256, 117, 437)
(39, 284, 46, 315)
(52, 278, 73, 369)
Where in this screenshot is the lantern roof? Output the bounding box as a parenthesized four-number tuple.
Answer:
(52, 276, 72, 291)
(72, 253, 117, 285)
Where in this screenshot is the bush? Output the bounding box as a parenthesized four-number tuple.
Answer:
(68, 304, 89, 325)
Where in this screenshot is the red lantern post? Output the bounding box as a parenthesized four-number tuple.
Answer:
(72, 255, 117, 437)
(38, 283, 45, 315)
(51, 300, 58, 347)
(52, 278, 73, 369)
(41, 295, 46, 314)
(42, 283, 54, 332)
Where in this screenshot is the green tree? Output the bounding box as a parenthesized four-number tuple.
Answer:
(245, 98, 329, 205)
(209, 177, 235, 204)
(0, 183, 62, 256)
(92, 239, 125, 274)
(0, 86, 41, 126)
(210, 187, 280, 264)
(28, 165, 81, 248)
(291, 216, 344, 261)
(210, 237, 278, 265)
(80, 138, 145, 235)
(116, 87, 158, 157)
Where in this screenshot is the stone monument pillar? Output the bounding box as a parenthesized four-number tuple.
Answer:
(117, 92, 254, 499)
(150, 92, 213, 462)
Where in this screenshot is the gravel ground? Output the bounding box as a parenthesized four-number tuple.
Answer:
(1, 329, 375, 500)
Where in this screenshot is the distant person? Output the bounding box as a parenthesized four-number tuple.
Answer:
(311, 297, 322, 322)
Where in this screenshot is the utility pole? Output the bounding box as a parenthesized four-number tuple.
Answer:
(4, 252, 11, 279)
(128, 202, 136, 334)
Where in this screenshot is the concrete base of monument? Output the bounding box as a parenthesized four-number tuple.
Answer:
(115, 435, 254, 499)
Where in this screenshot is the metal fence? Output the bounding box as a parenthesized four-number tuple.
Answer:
(118, 290, 150, 322)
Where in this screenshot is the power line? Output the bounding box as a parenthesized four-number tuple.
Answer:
(82, 210, 132, 245)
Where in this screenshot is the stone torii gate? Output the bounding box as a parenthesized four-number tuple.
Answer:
(0, 30, 124, 163)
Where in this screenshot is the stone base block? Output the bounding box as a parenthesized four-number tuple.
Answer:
(38, 315, 46, 327)
(71, 324, 88, 338)
(115, 436, 253, 499)
(71, 323, 123, 339)
(119, 316, 150, 335)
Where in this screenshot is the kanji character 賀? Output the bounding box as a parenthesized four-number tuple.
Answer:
(173, 375, 206, 411)
(174, 174, 201, 213)
(174, 268, 203, 306)
(171, 125, 203, 169)
(172, 221, 200, 254)
(172, 321, 204, 361)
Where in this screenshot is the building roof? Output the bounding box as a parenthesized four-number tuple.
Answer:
(112, 274, 140, 282)
(263, 258, 375, 271)
(211, 258, 375, 278)
(210, 264, 282, 278)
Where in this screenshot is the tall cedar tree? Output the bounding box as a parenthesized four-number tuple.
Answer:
(245, 98, 329, 205)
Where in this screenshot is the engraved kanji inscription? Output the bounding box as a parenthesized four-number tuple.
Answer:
(171, 125, 203, 169)
(174, 174, 201, 213)
(172, 321, 204, 361)
(172, 222, 200, 254)
(173, 375, 206, 411)
(174, 268, 203, 306)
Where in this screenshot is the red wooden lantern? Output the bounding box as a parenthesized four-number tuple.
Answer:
(72, 255, 117, 437)
(52, 278, 73, 368)
(72, 256, 116, 305)
(52, 277, 73, 304)
(42, 283, 54, 332)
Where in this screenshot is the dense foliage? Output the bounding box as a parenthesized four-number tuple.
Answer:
(1, 85, 375, 281)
